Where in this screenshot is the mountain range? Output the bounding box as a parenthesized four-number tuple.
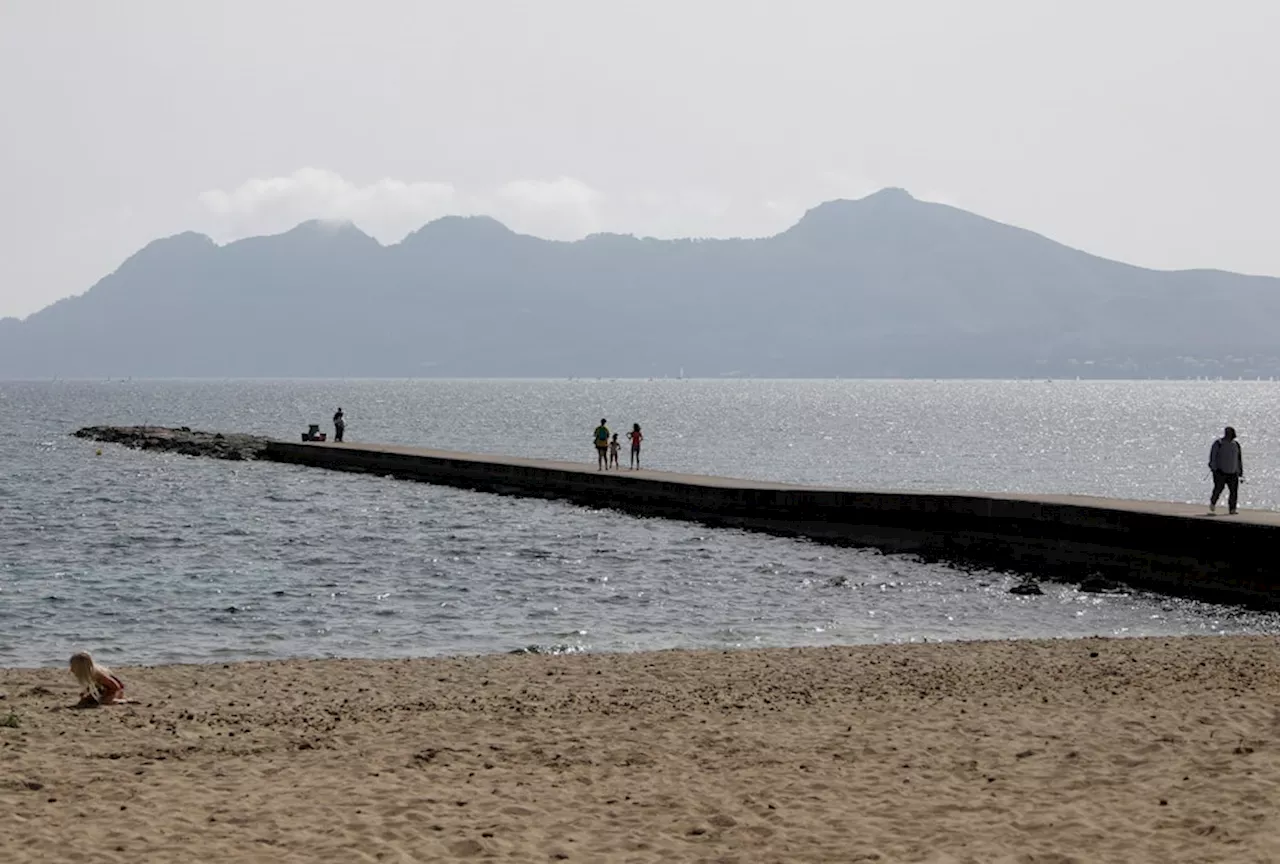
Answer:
(3, 188, 1278, 378)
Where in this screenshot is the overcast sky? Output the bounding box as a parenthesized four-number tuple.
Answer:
(2, 1, 1278, 319)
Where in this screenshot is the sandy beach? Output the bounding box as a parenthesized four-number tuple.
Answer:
(2, 636, 1278, 863)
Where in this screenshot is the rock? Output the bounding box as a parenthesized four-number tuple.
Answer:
(1080, 576, 1125, 593)
(73, 426, 272, 461)
(1009, 581, 1043, 595)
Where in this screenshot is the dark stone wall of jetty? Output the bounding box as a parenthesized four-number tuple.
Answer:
(74, 425, 272, 461)
(263, 440, 1280, 609)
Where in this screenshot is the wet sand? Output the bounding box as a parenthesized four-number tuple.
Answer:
(2, 636, 1279, 863)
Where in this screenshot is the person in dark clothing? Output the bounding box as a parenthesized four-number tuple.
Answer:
(333, 408, 346, 443)
(1208, 426, 1243, 514)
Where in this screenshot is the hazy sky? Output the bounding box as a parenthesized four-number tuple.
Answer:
(2, 1, 1278, 319)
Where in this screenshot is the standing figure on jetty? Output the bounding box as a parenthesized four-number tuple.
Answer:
(609, 432, 621, 469)
(593, 419, 611, 470)
(628, 423, 643, 469)
(69, 651, 125, 706)
(1208, 426, 1244, 515)
(333, 407, 346, 443)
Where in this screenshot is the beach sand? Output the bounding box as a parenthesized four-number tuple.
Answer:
(2, 636, 1279, 863)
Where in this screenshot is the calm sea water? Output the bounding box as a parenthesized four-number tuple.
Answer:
(2, 379, 1278, 668)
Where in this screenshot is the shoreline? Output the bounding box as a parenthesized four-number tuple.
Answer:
(3, 635, 1278, 862)
(2, 624, 1277, 672)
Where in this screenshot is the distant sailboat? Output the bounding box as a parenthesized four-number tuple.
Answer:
(678, 367, 685, 380)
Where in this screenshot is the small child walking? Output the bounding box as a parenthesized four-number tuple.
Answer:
(609, 432, 621, 469)
(69, 651, 126, 706)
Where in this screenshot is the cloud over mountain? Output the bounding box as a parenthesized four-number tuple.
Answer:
(198, 168, 602, 243)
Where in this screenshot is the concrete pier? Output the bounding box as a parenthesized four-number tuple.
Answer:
(262, 439, 1280, 609)
(74, 427, 1280, 609)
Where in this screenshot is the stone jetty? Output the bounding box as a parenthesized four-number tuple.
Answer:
(75, 425, 1280, 608)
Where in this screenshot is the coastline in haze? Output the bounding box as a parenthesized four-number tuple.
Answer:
(4, 189, 1280, 380)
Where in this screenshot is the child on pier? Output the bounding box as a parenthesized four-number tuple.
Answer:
(70, 651, 126, 706)
(609, 433, 621, 469)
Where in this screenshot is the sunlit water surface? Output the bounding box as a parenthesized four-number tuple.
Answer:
(2, 379, 1278, 667)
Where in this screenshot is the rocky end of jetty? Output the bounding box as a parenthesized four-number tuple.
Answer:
(74, 425, 274, 461)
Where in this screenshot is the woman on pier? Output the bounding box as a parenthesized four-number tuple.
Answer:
(628, 423, 643, 469)
(593, 419, 610, 470)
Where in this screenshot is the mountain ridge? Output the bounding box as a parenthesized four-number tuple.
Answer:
(3, 189, 1279, 378)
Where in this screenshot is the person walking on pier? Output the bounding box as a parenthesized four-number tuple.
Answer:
(1208, 426, 1244, 514)
(593, 419, 611, 470)
(333, 407, 346, 443)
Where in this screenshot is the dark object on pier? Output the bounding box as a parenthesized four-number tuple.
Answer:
(302, 424, 327, 443)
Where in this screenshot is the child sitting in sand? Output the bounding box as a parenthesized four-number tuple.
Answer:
(609, 433, 621, 469)
(70, 651, 126, 706)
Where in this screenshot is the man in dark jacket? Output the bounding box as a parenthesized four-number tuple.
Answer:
(1208, 426, 1243, 514)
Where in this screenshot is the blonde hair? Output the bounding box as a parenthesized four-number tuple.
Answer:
(69, 651, 111, 699)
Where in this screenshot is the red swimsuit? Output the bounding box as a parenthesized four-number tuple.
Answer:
(94, 672, 125, 701)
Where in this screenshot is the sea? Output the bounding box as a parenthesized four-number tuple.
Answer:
(2, 378, 1279, 668)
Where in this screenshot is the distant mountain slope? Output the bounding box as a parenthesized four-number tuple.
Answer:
(3, 188, 1279, 378)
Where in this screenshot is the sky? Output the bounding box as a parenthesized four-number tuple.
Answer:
(1, 1, 1278, 319)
